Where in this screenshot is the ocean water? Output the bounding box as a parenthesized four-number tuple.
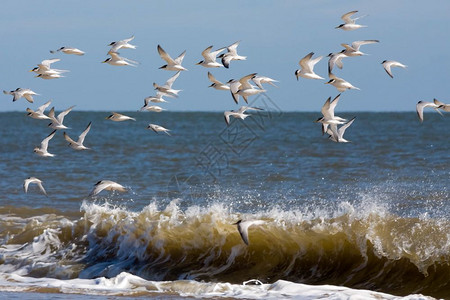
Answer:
(0, 98, 449, 299)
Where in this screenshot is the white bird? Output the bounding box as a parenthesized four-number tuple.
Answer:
(327, 117, 356, 143)
(102, 52, 138, 67)
(89, 180, 127, 196)
(218, 41, 247, 68)
(207, 72, 230, 90)
(23, 177, 47, 196)
(335, 10, 367, 31)
(252, 75, 278, 90)
(143, 93, 171, 105)
(157, 45, 187, 71)
(108, 35, 136, 53)
(234, 219, 265, 245)
(196, 45, 226, 68)
(63, 121, 92, 150)
(34, 130, 57, 157)
(315, 94, 347, 134)
(237, 73, 266, 103)
(341, 40, 379, 57)
(48, 105, 75, 130)
(30, 58, 68, 76)
(295, 52, 324, 80)
(147, 124, 171, 135)
(153, 71, 182, 97)
(224, 106, 263, 125)
(3, 88, 39, 103)
(140, 105, 165, 112)
(106, 112, 136, 122)
(26, 100, 52, 120)
(416, 101, 443, 123)
(327, 50, 348, 73)
(228, 79, 241, 104)
(382, 60, 407, 78)
(325, 73, 360, 92)
(50, 47, 85, 56)
(434, 98, 450, 112)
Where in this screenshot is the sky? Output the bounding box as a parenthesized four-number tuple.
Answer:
(1, 0, 450, 112)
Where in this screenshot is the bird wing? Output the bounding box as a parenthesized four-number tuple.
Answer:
(383, 62, 394, 78)
(165, 71, 181, 88)
(328, 94, 341, 118)
(39, 58, 60, 70)
(78, 121, 92, 144)
(23, 93, 35, 103)
(224, 111, 232, 125)
(299, 52, 314, 69)
(238, 73, 257, 90)
(321, 97, 332, 118)
(226, 41, 240, 55)
(341, 10, 358, 24)
(36, 100, 52, 114)
(416, 102, 429, 123)
(23, 179, 31, 193)
(57, 105, 75, 123)
(207, 72, 221, 84)
(63, 132, 77, 145)
(351, 40, 379, 51)
(37, 181, 47, 196)
(157, 45, 176, 64)
(338, 117, 356, 138)
(174, 50, 186, 64)
(41, 130, 56, 151)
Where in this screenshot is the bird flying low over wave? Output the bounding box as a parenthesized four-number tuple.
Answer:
(207, 72, 230, 90)
(23, 177, 47, 196)
(218, 41, 246, 68)
(3, 88, 39, 103)
(382, 60, 407, 78)
(34, 130, 57, 157)
(153, 71, 182, 97)
(434, 98, 450, 112)
(89, 180, 127, 196)
(64, 121, 92, 151)
(48, 105, 75, 130)
(106, 112, 136, 122)
(295, 52, 324, 80)
(234, 219, 265, 245)
(157, 45, 187, 71)
(50, 47, 85, 56)
(325, 73, 360, 92)
(196, 45, 226, 68)
(108, 35, 136, 54)
(335, 10, 367, 31)
(327, 117, 356, 143)
(224, 106, 263, 125)
(26, 100, 52, 120)
(147, 124, 171, 135)
(315, 94, 347, 134)
(416, 101, 443, 123)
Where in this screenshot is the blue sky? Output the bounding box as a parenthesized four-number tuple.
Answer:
(1, 0, 449, 112)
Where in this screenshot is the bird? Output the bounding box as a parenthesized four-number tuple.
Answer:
(207, 72, 230, 90)
(48, 105, 75, 130)
(234, 219, 265, 245)
(236, 73, 266, 103)
(224, 106, 263, 125)
(335, 10, 367, 31)
(381, 60, 407, 78)
(140, 105, 165, 112)
(26, 100, 52, 120)
(218, 41, 247, 68)
(108, 35, 136, 53)
(147, 124, 171, 135)
(34, 130, 57, 157)
(89, 180, 127, 196)
(106, 112, 136, 122)
(434, 98, 450, 112)
(315, 94, 348, 134)
(102, 52, 138, 67)
(196, 45, 226, 68)
(157, 45, 187, 71)
(3, 88, 39, 103)
(23, 177, 47, 196)
(143, 93, 171, 105)
(327, 50, 348, 73)
(50, 47, 85, 56)
(295, 52, 324, 80)
(252, 75, 278, 90)
(63, 121, 92, 150)
(30, 58, 68, 76)
(416, 101, 443, 123)
(153, 71, 182, 97)
(325, 73, 360, 92)
(341, 40, 379, 57)
(327, 117, 356, 143)
(228, 79, 241, 104)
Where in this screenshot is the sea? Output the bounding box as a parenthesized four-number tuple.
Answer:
(0, 95, 449, 299)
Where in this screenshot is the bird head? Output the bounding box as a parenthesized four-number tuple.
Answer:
(195, 60, 203, 65)
(159, 64, 167, 69)
(294, 70, 300, 81)
(29, 67, 39, 72)
(325, 79, 335, 84)
(314, 117, 324, 123)
(233, 220, 242, 225)
(102, 58, 111, 63)
(335, 24, 344, 29)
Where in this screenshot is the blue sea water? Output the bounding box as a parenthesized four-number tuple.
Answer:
(0, 101, 449, 299)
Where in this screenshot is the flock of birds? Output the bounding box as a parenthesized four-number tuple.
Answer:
(3, 10, 450, 245)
